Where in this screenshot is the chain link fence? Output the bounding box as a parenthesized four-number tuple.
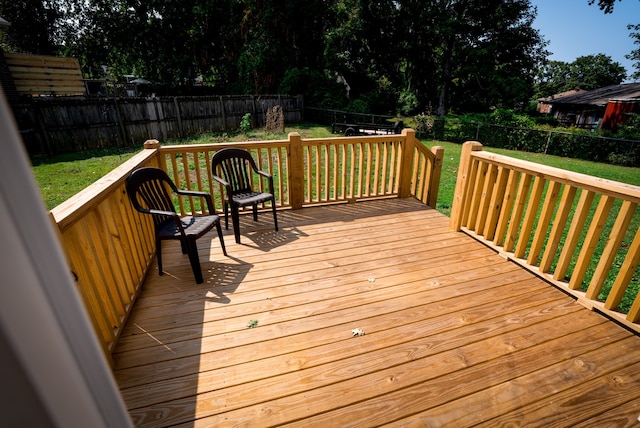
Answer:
(418, 118, 639, 167)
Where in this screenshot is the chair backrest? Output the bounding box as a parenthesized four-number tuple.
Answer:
(211, 148, 260, 194)
(126, 167, 178, 227)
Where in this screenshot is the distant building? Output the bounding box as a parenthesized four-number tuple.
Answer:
(537, 88, 586, 114)
(540, 83, 640, 130)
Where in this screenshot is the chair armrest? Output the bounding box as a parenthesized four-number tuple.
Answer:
(175, 188, 209, 198)
(147, 208, 180, 218)
(212, 174, 230, 188)
(212, 174, 234, 201)
(175, 189, 217, 216)
(256, 170, 272, 179)
(257, 170, 275, 194)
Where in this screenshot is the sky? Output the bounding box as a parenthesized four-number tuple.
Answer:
(530, 0, 640, 81)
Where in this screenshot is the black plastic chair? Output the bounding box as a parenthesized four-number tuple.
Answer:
(211, 148, 278, 244)
(126, 167, 226, 284)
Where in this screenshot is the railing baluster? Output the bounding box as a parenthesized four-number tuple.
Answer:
(461, 158, 481, 228)
(484, 165, 510, 241)
(494, 170, 519, 247)
(539, 184, 577, 273)
(505, 173, 532, 253)
(348, 143, 356, 199)
(554, 189, 596, 282)
(569, 195, 615, 290)
(475, 163, 498, 236)
(527, 180, 562, 266)
(514, 176, 546, 259)
(616, 227, 640, 320)
(586, 200, 637, 299)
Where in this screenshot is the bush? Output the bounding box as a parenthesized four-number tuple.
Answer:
(240, 113, 252, 133)
(345, 98, 369, 113)
(279, 67, 348, 109)
(397, 90, 420, 116)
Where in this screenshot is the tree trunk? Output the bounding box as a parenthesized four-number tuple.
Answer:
(437, 39, 453, 117)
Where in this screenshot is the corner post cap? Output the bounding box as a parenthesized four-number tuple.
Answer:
(144, 139, 160, 149)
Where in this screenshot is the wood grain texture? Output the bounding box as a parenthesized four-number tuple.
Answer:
(112, 198, 640, 427)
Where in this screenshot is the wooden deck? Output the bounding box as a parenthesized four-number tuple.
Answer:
(112, 198, 640, 427)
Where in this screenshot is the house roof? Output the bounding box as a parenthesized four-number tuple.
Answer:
(548, 82, 640, 107)
(537, 88, 586, 103)
(0, 17, 10, 29)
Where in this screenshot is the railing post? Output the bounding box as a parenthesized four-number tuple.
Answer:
(427, 146, 444, 208)
(143, 138, 160, 149)
(449, 141, 483, 231)
(143, 139, 163, 169)
(398, 128, 416, 198)
(288, 132, 304, 209)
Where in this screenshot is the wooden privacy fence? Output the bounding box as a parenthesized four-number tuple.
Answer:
(450, 141, 640, 333)
(49, 129, 443, 359)
(12, 94, 303, 157)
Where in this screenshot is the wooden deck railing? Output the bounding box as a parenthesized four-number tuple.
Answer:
(49, 129, 443, 358)
(155, 129, 443, 213)
(450, 141, 640, 333)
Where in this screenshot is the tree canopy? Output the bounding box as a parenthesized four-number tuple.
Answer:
(0, 0, 628, 116)
(588, 0, 621, 14)
(627, 23, 640, 81)
(534, 54, 627, 98)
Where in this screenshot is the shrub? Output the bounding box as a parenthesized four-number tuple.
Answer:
(397, 90, 420, 116)
(240, 113, 252, 133)
(279, 67, 348, 109)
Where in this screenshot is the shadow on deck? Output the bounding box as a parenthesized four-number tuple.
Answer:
(112, 198, 640, 427)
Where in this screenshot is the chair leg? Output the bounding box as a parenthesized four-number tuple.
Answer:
(223, 201, 229, 230)
(271, 200, 278, 231)
(252, 204, 258, 221)
(186, 236, 204, 284)
(231, 205, 241, 244)
(156, 237, 163, 275)
(216, 222, 227, 256)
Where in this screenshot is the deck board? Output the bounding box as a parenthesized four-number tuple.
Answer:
(112, 198, 640, 427)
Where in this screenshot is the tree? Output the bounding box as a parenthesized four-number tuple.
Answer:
(397, 0, 546, 115)
(588, 0, 619, 14)
(534, 61, 572, 98)
(535, 54, 626, 98)
(324, 0, 401, 113)
(627, 24, 640, 81)
(59, 0, 239, 88)
(0, 0, 63, 55)
(5, 0, 549, 116)
(234, 0, 329, 93)
(567, 54, 627, 88)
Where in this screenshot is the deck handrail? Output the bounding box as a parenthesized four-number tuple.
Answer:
(154, 129, 444, 212)
(49, 130, 443, 356)
(450, 141, 640, 333)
